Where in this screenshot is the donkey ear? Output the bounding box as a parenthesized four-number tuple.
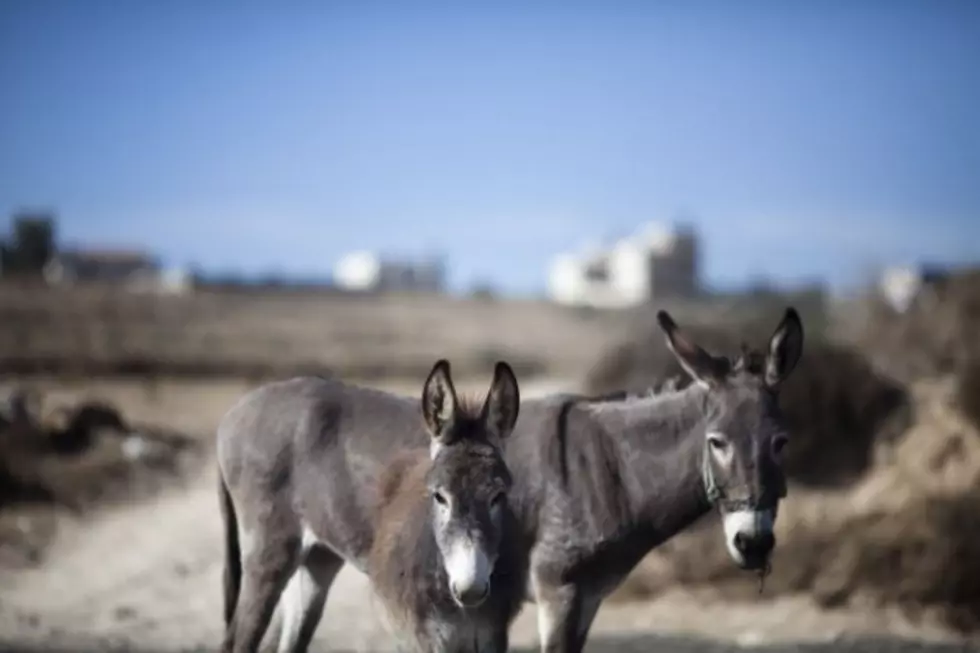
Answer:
(481, 361, 520, 439)
(656, 310, 728, 388)
(421, 359, 458, 441)
(765, 307, 804, 389)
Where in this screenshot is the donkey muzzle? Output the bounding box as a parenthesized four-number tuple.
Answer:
(445, 538, 493, 608)
(451, 579, 490, 608)
(733, 530, 775, 567)
(722, 509, 776, 570)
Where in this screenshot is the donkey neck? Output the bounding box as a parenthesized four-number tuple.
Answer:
(588, 383, 712, 544)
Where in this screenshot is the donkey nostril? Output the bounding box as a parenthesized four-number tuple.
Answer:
(733, 532, 748, 553)
(734, 531, 774, 557)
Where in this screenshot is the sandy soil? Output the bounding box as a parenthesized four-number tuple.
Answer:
(1, 377, 978, 652)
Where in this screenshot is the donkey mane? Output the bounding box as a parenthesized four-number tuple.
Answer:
(586, 342, 772, 410)
(584, 374, 688, 409)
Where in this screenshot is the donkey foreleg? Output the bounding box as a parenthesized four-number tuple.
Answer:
(531, 576, 602, 653)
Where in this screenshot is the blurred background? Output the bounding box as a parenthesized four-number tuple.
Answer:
(1, 1, 979, 652)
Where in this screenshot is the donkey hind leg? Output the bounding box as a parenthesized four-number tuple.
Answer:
(276, 545, 344, 653)
(223, 532, 301, 653)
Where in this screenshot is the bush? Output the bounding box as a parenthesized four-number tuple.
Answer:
(956, 361, 980, 434)
(855, 268, 980, 383)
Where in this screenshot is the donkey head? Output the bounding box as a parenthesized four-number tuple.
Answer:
(420, 359, 520, 608)
(657, 307, 804, 571)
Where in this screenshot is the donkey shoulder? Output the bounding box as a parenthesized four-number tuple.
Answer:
(374, 449, 430, 518)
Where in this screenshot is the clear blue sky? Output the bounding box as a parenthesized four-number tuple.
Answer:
(1, 1, 978, 296)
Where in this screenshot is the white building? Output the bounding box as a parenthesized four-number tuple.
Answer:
(333, 251, 383, 291)
(547, 222, 699, 308)
(878, 264, 949, 313)
(333, 250, 446, 294)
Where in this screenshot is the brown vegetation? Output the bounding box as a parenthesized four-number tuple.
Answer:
(0, 388, 203, 566)
(848, 269, 980, 383)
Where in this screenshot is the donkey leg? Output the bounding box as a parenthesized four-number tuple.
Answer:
(276, 545, 344, 653)
(490, 626, 510, 653)
(224, 532, 300, 653)
(568, 591, 602, 653)
(531, 575, 599, 653)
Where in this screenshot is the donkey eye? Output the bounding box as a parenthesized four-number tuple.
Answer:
(433, 491, 448, 506)
(490, 492, 505, 509)
(707, 435, 728, 451)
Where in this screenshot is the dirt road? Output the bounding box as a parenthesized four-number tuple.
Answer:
(0, 377, 977, 652)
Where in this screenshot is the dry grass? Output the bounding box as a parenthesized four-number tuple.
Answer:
(846, 269, 980, 383)
(955, 361, 980, 434)
(0, 283, 628, 381)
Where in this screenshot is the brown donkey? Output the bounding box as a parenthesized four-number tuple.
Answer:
(368, 359, 524, 652)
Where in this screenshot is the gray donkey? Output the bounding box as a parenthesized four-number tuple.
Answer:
(368, 359, 525, 652)
(217, 306, 803, 653)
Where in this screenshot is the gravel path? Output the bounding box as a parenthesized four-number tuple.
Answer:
(0, 377, 977, 653)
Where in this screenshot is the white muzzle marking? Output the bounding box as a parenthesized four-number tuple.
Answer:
(444, 537, 491, 606)
(721, 509, 774, 565)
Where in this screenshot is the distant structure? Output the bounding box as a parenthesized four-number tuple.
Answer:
(333, 251, 446, 294)
(42, 248, 188, 293)
(0, 211, 57, 279)
(878, 263, 950, 313)
(44, 249, 159, 285)
(547, 222, 699, 308)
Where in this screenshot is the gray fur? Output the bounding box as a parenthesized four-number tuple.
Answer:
(217, 307, 804, 653)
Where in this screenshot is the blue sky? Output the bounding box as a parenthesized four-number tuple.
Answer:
(1, 1, 978, 296)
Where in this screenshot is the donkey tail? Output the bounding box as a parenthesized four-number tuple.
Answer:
(218, 470, 241, 628)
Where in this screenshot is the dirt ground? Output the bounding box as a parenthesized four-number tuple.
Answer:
(1, 377, 979, 653)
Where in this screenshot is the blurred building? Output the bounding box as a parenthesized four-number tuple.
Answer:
(878, 264, 950, 313)
(127, 266, 193, 295)
(43, 249, 175, 289)
(0, 210, 57, 279)
(547, 222, 699, 308)
(333, 250, 446, 293)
